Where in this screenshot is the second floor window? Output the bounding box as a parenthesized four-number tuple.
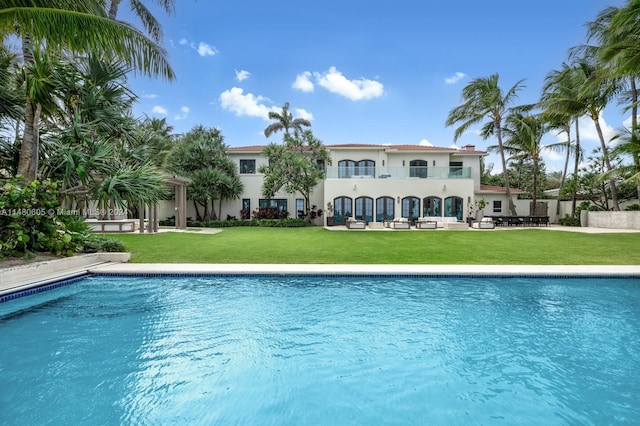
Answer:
(409, 160, 428, 178)
(240, 159, 256, 174)
(338, 159, 375, 178)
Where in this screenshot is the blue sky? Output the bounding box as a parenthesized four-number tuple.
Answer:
(123, 0, 628, 173)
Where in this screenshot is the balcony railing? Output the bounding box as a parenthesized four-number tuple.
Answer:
(325, 166, 471, 179)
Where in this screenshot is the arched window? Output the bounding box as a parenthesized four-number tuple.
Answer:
(337, 159, 376, 178)
(423, 196, 442, 217)
(409, 160, 428, 178)
(355, 197, 374, 223)
(358, 160, 375, 177)
(333, 196, 353, 225)
(444, 196, 463, 221)
(338, 160, 355, 178)
(376, 197, 394, 222)
(402, 196, 420, 222)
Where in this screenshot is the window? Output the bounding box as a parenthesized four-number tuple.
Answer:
(337, 159, 375, 178)
(355, 197, 374, 222)
(376, 197, 394, 222)
(449, 161, 463, 177)
(241, 199, 251, 219)
(333, 197, 353, 225)
(423, 196, 442, 217)
(493, 200, 502, 213)
(410, 160, 428, 178)
(444, 196, 463, 220)
(258, 199, 288, 211)
(296, 199, 304, 218)
(402, 196, 420, 222)
(240, 159, 256, 174)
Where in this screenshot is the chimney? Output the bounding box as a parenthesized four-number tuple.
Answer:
(463, 144, 475, 151)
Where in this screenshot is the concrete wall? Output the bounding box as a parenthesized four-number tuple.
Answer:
(584, 211, 640, 229)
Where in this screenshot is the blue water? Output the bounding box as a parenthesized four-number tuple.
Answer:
(1, 275, 639, 425)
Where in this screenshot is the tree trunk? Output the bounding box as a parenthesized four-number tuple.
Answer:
(592, 114, 619, 210)
(571, 119, 581, 217)
(496, 126, 518, 215)
(556, 126, 571, 219)
(16, 35, 38, 182)
(108, 0, 122, 19)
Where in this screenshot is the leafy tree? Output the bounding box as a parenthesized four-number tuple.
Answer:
(445, 73, 525, 215)
(1, 1, 174, 182)
(166, 126, 242, 221)
(40, 55, 166, 216)
(264, 102, 311, 138)
(259, 129, 330, 222)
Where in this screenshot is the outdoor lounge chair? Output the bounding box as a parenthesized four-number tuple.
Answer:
(391, 217, 411, 229)
(346, 217, 366, 229)
(472, 217, 495, 229)
(416, 217, 437, 229)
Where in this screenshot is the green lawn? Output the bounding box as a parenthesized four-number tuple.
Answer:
(109, 227, 640, 265)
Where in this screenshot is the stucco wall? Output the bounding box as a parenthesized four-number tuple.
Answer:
(584, 211, 640, 229)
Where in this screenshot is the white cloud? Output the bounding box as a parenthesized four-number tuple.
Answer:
(445, 72, 467, 85)
(578, 114, 617, 146)
(142, 93, 159, 99)
(293, 71, 314, 92)
(295, 108, 313, 121)
(313, 67, 383, 101)
(174, 106, 190, 120)
(151, 105, 168, 115)
(419, 138, 433, 146)
(197, 42, 216, 57)
(235, 69, 251, 82)
(179, 38, 217, 56)
(219, 87, 274, 119)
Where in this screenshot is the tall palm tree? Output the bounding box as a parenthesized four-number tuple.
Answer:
(541, 64, 586, 217)
(499, 108, 548, 214)
(264, 102, 311, 138)
(107, 0, 175, 43)
(586, 2, 640, 203)
(1, 1, 174, 182)
(445, 73, 524, 216)
(572, 57, 621, 210)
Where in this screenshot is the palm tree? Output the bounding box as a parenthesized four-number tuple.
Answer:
(498, 108, 548, 214)
(586, 3, 640, 203)
(1, 1, 174, 182)
(264, 102, 311, 138)
(107, 0, 175, 43)
(541, 64, 586, 217)
(445, 74, 524, 216)
(572, 57, 621, 210)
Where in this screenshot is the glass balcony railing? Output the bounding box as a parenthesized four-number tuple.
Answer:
(324, 166, 471, 179)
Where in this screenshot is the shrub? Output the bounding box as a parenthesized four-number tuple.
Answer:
(0, 178, 87, 256)
(82, 235, 126, 253)
(559, 214, 580, 226)
(625, 203, 640, 211)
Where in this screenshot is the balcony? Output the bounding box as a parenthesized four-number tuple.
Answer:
(325, 166, 471, 179)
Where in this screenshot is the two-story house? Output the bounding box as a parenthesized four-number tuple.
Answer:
(224, 143, 515, 225)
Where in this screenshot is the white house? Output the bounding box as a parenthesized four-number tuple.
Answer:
(215, 143, 520, 225)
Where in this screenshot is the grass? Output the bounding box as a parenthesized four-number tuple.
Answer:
(109, 227, 640, 265)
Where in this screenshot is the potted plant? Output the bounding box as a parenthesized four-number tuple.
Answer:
(475, 198, 488, 221)
(326, 202, 335, 226)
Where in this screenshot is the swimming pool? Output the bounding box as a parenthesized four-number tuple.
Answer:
(1, 274, 639, 424)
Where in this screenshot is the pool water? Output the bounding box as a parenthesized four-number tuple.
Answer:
(1, 275, 639, 425)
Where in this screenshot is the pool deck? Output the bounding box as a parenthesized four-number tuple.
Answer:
(90, 262, 640, 277)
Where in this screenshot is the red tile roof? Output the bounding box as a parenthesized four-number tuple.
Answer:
(480, 185, 525, 193)
(228, 143, 487, 154)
